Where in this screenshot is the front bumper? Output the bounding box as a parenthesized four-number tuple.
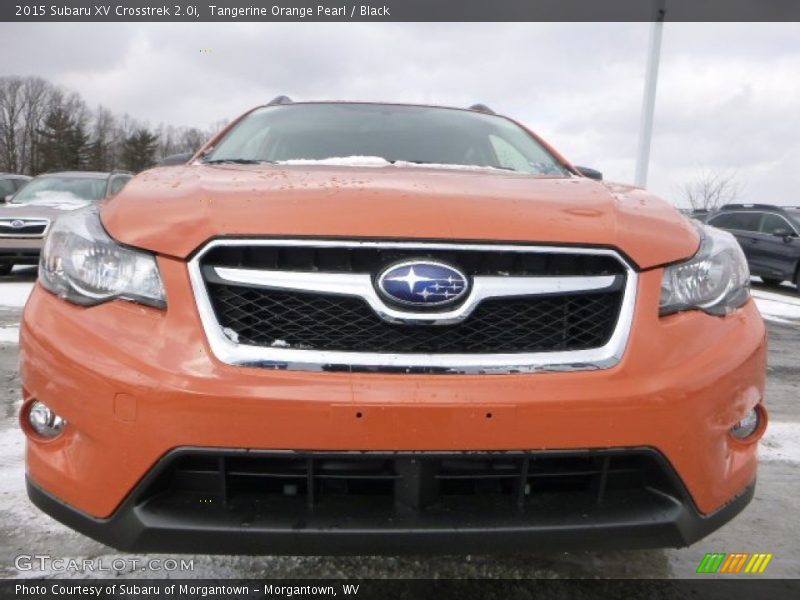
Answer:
(20, 259, 767, 552)
(27, 448, 756, 554)
(0, 237, 41, 265)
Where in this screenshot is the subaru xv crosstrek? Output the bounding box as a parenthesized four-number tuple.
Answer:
(21, 100, 767, 554)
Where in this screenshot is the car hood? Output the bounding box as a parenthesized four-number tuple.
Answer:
(101, 164, 699, 269)
(0, 200, 86, 220)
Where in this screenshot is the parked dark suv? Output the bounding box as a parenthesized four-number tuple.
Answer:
(706, 204, 800, 289)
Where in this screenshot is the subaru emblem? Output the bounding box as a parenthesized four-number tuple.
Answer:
(10, 220, 25, 229)
(377, 260, 469, 307)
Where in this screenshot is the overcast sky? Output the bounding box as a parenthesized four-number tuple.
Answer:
(2, 22, 799, 206)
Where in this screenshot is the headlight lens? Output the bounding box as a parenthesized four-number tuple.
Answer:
(660, 223, 749, 316)
(40, 206, 166, 308)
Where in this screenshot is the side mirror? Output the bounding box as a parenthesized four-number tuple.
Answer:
(1, 195, 11, 204)
(159, 151, 195, 166)
(772, 228, 796, 241)
(576, 166, 603, 181)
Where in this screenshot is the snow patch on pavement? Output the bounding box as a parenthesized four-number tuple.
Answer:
(752, 290, 800, 323)
(0, 326, 19, 343)
(0, 282, 34, 308)
(0, 399, 36, 530)
(760, 421, 800, 464)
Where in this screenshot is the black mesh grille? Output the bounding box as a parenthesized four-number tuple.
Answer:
(206, 283, 622, 354)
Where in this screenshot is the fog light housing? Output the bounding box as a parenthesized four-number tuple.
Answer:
(28, 401, 66, 438)
(730, 407, 760, 440)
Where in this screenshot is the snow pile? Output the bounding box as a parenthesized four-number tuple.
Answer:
(278, 156, 512, 173)
(0, 282, 34, 308)
(278, 156, 391, 167)
(0, 326, 19, 344)
(9, 191, 91, 211)
(752, 289, 800, 323)
(761, 421, 800, 464)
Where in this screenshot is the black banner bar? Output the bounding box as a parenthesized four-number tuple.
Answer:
(4, 579, 800, 600)
(3, 0, 800, 23)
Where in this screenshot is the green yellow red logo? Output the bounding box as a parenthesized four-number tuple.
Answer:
(696, 552, 773, 574)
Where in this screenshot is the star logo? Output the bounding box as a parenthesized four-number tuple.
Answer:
(385, 266, 434, 292)
(377, 260, 469, 308)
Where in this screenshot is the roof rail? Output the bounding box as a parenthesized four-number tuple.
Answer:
(720, 203, 785, 211)
(267, 95, 293, 106)
(468, 103, 495, 115)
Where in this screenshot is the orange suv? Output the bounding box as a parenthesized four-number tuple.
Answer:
(21, 100, 767, 554)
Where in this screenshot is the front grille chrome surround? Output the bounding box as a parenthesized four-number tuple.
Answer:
(0, 218, 50, 237)
(188, 239, 638, 374)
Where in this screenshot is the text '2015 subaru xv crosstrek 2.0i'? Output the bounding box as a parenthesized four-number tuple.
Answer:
(21, 100, 767, 554)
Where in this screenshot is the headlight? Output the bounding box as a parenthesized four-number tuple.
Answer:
(40, 205, 166, 308)
(660, 223, 749, 316)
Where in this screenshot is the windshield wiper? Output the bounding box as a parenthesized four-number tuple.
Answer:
(202, 158, 276, 165)
(391, 160, 519, 172)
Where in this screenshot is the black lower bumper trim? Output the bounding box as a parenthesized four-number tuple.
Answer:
(0, 248, 40, 265)
(26, 448, 755, 555)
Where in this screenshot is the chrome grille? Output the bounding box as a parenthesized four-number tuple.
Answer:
(202, 244, 626, 277)
(188, 240, 638, 373)
(0, 218, 49, 237)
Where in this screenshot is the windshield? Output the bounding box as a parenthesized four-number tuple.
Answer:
(11, 176, 106, 205)
(785, 209, 800, 228)
(206, 104, 570, 176)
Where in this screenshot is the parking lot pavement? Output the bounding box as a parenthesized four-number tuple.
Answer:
(0, 268, 798, 579)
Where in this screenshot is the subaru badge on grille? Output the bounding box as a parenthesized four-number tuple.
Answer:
(377, 260, 469, 307)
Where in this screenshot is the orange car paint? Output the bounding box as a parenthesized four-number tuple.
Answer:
(101, 166, 698, 269)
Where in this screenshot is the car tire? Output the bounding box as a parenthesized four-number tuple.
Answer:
(0, 264, 12, 277)
(761, 277, 784, 286)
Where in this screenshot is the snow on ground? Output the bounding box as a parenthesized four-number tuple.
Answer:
(752, 289, 800, 323)
(0, 327, 19, 343)
(760, 421, 800, 464)
(0, 408, 33, 526)
(0, 282, 34, 309)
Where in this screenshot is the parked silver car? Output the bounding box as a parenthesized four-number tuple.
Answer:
(0, 171, 131, 276)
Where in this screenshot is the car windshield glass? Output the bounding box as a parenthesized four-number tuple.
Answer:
(784, 209, 800, 229)
(0, 179, 15, 197)
(10, 176, 106, 205)
(206, 104, 570, 176)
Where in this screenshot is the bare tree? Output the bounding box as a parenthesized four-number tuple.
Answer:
(21, 77, 60, 174)
(0, 75, 229, 175)
(0, 76, 25, 172)
(682, 169, 743, 211)
(86, 106, 118, 171)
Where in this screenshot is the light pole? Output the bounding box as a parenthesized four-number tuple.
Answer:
(634, 0, 666, 188)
